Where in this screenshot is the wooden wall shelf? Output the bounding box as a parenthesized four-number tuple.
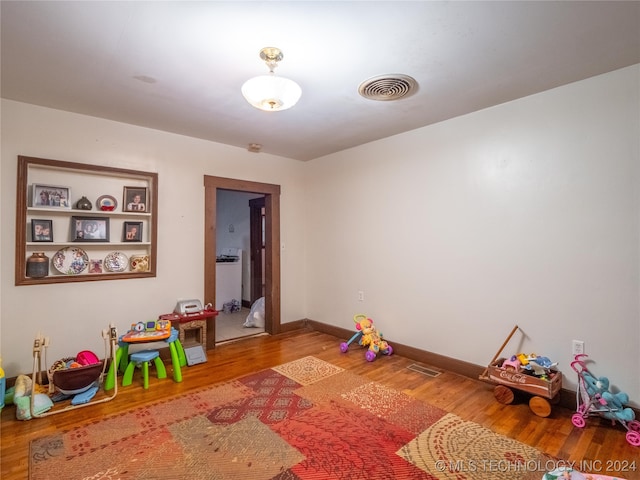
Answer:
(15, 155, 158, 285)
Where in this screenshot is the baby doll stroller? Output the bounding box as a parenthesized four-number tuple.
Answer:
(570, 354, 640, 446)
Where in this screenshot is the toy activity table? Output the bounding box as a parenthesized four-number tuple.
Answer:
(159, 309, 217, 349)
(105, 327, 186, 389)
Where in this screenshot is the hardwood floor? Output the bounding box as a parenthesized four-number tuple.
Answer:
(2, 329, 638, 480)
(215, 307, 265, 343)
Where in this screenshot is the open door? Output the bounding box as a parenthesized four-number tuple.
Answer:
(249, 196, 266, 305)
(203, 176, 280, 350)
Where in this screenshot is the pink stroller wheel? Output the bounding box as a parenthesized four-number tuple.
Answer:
(572, 413, 586, 428)
(626, 430, 640, 447)
(628, 420, 640, 432)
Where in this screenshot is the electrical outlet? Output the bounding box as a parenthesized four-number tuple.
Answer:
(358, 291, 364, 302)
(572, 340, 585, 356)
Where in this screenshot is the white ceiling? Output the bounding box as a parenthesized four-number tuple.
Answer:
(2, 1, 639, 161)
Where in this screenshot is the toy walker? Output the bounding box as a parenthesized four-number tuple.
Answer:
(570, 354, 640, 446)
(340, 314, 393, 362)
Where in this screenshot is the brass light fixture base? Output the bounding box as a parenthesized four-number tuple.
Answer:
(259, 47, 284, 72)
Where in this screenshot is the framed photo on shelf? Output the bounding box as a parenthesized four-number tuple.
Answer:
(123, 221, 143, 242)
(89, 259, 103, 274)
(31, 219, 53, 242)
(123, 186, 147, 212)
(72, 216, 110, 242)
(32, 184, 71, 209)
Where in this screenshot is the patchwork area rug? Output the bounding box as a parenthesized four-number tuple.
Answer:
(31, 356, 562, 480)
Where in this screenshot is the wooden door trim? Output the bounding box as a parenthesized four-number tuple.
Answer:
(204, 176, 281, 348)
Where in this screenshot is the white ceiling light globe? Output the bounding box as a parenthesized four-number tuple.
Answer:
(242, 74, 302, 112)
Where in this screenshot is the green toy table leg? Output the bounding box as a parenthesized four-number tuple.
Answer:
(169, 341, 182, 383)
(118, 343, 129, 373)
(175, 339, 187, 367)
(104, 347, 123, 391)
(154, 357, 167, 379)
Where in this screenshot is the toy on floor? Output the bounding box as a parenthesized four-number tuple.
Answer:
(501, 353, 558, 380)
(339, 314, 393, 362)
(479, 325, 562, 418)
(48, 350, 102, 396)
(545, 467, 632, 480)
(571, 354, 640, 446)
(12, 374, 53, 420)
(28, 325, 119, 418)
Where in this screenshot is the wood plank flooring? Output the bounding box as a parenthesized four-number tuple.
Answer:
(2, 329, 638, 480)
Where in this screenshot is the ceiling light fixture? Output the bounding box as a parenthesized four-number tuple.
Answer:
(241, 47, 301, 112)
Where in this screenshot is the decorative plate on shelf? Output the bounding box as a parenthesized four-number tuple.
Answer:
(130, 255, 150, 272)
(52, 247, 89, 275)
(96, 195, 118, 211)
(104, 251, 128, 272)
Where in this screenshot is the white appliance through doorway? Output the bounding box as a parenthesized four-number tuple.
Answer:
(215, 248, 242, 311)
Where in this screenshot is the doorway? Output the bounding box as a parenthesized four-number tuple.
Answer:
(203, 175, 281, 349)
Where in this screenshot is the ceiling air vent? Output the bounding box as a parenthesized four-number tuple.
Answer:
(358, 74, 418, 101)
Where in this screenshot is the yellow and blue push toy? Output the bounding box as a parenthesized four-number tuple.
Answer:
(339, 314, 393, 362)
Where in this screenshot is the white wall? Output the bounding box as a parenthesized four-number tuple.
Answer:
(304, 65, 640, 406)
(0, 100, 307, 378)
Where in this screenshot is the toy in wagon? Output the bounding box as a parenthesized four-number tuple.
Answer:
(340, 314, 393, 362)
(479, 325, 562, 417)
(9, 325, 119, 420)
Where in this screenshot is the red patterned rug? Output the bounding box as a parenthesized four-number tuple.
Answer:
(30, 356, 559, 480)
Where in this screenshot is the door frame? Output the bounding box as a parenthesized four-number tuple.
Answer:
(203, 175, 281, 348)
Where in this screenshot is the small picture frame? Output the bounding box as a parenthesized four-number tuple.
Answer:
(33, 184, 71, 209)
(123, 221, 143, 242)
(89, 259, 103, 274)
(123, 186, 148, 212)
(31, 219, 53, 242)
(72, 216, 110, 242)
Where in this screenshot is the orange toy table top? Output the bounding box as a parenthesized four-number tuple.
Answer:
(121, 328, 171, 343)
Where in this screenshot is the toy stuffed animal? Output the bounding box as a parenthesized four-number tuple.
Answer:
(524, 355, 558, 377)
(601, 390, 636, 422)
(582, 371, 609, 397)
